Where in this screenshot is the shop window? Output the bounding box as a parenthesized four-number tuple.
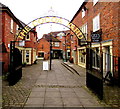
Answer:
(93, 14, 100, 32)
(68, 52, 70, 57)
(79, 49, 86, 63)
(38, 52, 44, 58)
(92, 48, 100, 68)
(26, 50, 29, 63)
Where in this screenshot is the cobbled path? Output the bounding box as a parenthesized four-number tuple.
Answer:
(2, 60, 42, 108)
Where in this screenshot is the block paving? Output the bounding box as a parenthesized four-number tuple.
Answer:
(2, 59, 120, 108)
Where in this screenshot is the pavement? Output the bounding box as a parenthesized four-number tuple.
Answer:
(24, 59, 104, 108)
(2, 59, 114, 108)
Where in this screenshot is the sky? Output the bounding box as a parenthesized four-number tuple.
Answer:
(0, 0, 84, 38)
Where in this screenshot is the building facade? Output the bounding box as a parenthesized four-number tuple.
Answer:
(70, 0, 120, 80)
(0, 3, 23, 72)
(37, 30, 70, 60)
(17, 28, 38, 65)
(0, 3, 38, 73)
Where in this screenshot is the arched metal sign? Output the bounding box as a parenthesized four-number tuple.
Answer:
(18, 16, 85, 40)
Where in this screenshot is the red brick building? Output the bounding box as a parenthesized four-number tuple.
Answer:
(37, 30, 70, 60)
(17, 21, 38, 65)
(70, 0, 120, 80)
(0, 3, 38, 73)
(0, 3, 23, 72)
(37, 37, 50, 60)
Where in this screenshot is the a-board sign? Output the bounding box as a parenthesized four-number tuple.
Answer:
(43, 61, 49, 70)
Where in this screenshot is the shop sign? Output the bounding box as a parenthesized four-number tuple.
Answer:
(17, 16, 85, 40)
(91, 29, 102, 42)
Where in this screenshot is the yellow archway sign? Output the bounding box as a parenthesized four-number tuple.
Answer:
(18, 16, 85, 40)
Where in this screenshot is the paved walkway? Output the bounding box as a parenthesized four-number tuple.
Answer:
(24, 60, 103, 108)
(2, 61, 43, 108)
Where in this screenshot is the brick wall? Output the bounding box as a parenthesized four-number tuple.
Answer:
(72, 1, 120, 55)
(37, 38, 50, 60)
(2, 11, 18, 72)
(71, 1, 120, 79)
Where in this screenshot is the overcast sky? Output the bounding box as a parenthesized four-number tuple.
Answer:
(0, 0, 84, 38)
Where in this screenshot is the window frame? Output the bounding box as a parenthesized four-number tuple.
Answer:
(54, 42, 60, 47)
(10, 19, 14, 33)
(79, 49, 86, 64)
(93, 13, 100, 32)
(80, 23, 88, 40)
(26, 33, 30, 40)
(82, 9, 85, 18)
(26, 50, 29, 63)
(38, 52, 44, 58)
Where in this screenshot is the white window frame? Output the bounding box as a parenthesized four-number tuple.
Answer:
(26, 33, 30, 40)
(93, 14, 100, 32)
(80, 23, 87, 39)
(26, 50, 29, 63)
(92, 47, 100, 69)
(10, 19, 13, 33)
(93, 0, 99, 5)
(79, 49, 86, 64)
(54, 42, 59, 47)
(82, 9, 85, 18)
(16, 25, 19, 35)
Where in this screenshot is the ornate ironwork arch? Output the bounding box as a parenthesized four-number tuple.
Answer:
(17, 16, 86, 40)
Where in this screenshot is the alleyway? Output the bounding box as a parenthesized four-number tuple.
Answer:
(3, 60, 105, 108)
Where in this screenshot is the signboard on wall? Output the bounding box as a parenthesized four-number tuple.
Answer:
(91, 29, 102, 42)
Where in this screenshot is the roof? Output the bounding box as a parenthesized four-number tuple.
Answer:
(0, 2, 6, 8)
(43, 34, 61, 42)
(70, 0, 88, 22)
(50, 30, 70, 37)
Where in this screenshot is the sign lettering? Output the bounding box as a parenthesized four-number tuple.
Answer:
(18, 16, 85, 40)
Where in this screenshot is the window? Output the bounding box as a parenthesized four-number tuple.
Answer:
(93, 14, 100, 32)
(80, 23, 87, 38)
(92, 48, 100, 68)
(26, 50, 29, 63)
(10, 19, 13, 33)
(54, 42, 59, 47)
(82, 9, 85, 18)
(93, 0, 99, 5)
(26, 33, 30, 40)
(79, 49, 86, 63)
(16, 25, 19, 35)
(38, 52, 44, 58)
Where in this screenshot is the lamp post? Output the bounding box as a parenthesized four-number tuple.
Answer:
(49, 33, 52, 70)
(65, 34, 67, 62)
